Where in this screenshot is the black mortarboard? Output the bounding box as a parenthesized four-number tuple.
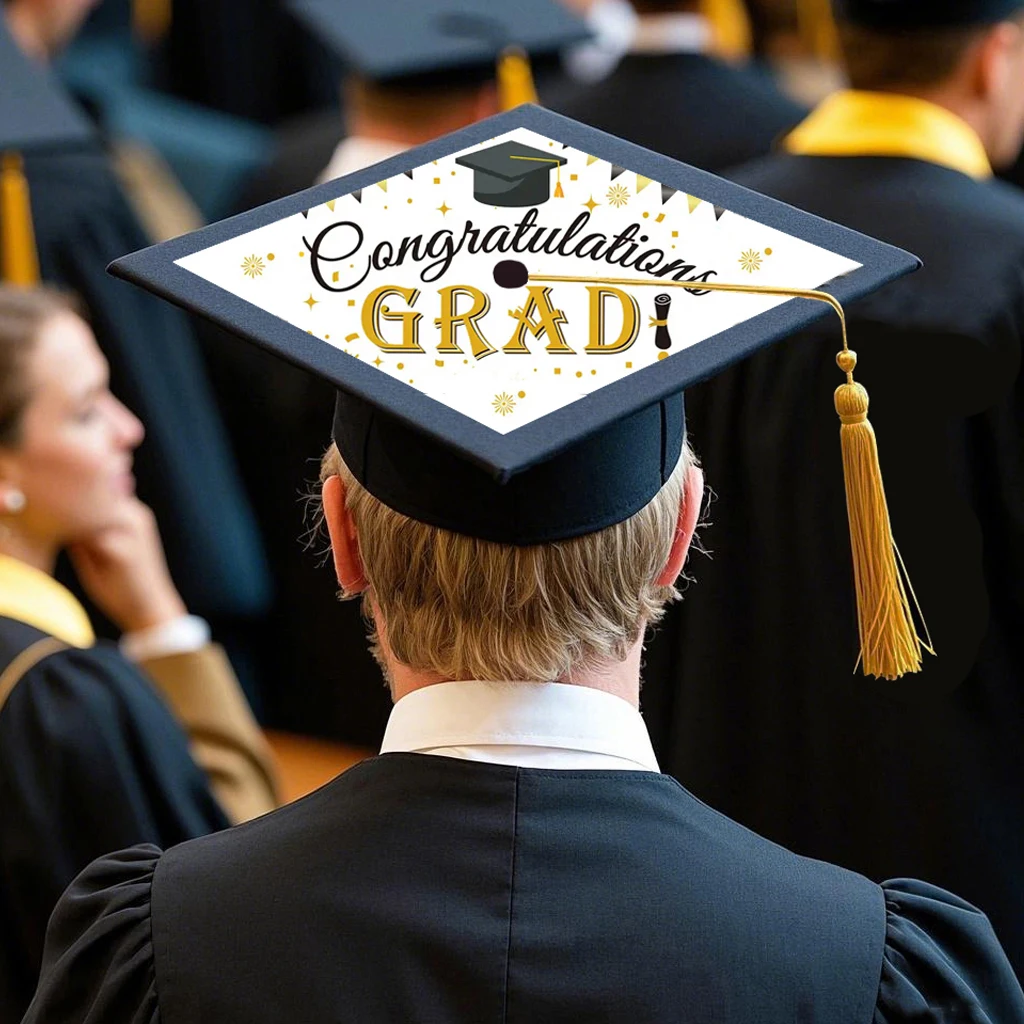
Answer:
(108, 104, 929, 678)
(838, 0, 1024, 29)
(0, 17, 94, 285)
(285, 0, 588, 87)
(456, 141, 568, 206)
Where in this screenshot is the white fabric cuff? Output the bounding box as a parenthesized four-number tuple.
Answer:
(119, 615, 211, 663)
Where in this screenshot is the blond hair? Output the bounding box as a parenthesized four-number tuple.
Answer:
(319, 441, 696, 682)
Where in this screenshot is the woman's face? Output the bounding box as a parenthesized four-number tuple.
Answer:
(0, 312, 144, 545)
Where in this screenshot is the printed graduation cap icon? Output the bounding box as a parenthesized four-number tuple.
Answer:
(456, 141, 568, 207)
(107, 104, 929, 679)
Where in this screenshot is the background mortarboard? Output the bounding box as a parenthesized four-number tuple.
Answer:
(108, 104, 925, 677)
(0, 17, 94, 285)
(285, 0, 589, 85)
(837, 0, 1024, 28)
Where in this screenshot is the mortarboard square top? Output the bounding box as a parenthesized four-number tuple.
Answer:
(286, 0, 589, 82)
(108, 104, 919, 546)
(0, 18, 94, 152)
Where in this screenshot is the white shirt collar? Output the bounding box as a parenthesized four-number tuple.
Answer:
(380, 680, 660, 773)
(630, 13, 711, 56)
(319, 136, 408, 184)
(563, 0, 638, 83)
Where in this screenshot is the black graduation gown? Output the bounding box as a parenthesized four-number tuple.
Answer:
(641, 154, 1024, 977)
(21, 142, 272, 624)
(554, 53, 806, 174)
(0, 617, 228, 1022)
(23, 753, 1024, 1023)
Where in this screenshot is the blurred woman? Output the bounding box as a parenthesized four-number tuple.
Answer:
(0, 286, 278, 1021)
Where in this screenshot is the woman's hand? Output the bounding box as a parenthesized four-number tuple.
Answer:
(68, 499, 188, 634)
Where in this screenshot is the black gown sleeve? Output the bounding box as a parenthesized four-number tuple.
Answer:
(21, 846, 161, 1024)
(875, 879, 1024, 1023)
(0, 643, 227, 1017)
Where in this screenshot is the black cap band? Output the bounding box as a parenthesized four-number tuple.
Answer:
(839, 0, 1024, 29)
(332, 391, 685, 545)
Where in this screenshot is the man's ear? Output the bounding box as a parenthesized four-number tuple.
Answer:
(322, 475, 368, 595)
(656, 464, 705, 587)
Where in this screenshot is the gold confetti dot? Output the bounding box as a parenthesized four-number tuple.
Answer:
(554, 367, 561, 375)
(348, 299, 355, 307)
(658, 352, 668, 360)
(332, 271, 340, 283)
(299, 251, 305, 257)
(407, 198, 413, 204)
(434, 177, 440, 184)
(435, 359, 445, 367)
(463, 359, 468, 364)
(518, 391, 526, 399)
(576, 370, 583, 378)
(655, 213, 665, 223)
(625, 361, 633, 369)
(671, 231, 678, 238)
(570, 173, 578, 181)
(642, 212, 649, 219)
(764, 247, 773, 255)
(409, 379, 414, 384)
(345, 333, 359, 342)
(397, 362, 404, 370)
(267, 253, 275, 260)
(590, 369, 596, 375)
(325, 334, 330, 340)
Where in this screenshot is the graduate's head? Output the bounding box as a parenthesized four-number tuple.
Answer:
(0, 287, 144, 556)
(837, 1, 1024, 167)
(2, 0, 102, 60)
(344, 74, 501, 149)
(319, 440, 703, 689)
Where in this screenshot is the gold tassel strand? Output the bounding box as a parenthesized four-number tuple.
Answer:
(1, 152, 40, 288)
(520, 271, 930, 679)
(834, 349, 928, 679)
(497, 47, 539, 111)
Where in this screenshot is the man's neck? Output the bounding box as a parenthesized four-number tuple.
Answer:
(385, 635, 645, 709)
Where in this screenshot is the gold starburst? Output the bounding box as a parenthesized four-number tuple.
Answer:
(739, 249, 763, 274)
(606, 183, 630, 208)
(492, 392, 516, 417)
(241, 254, 265, 278)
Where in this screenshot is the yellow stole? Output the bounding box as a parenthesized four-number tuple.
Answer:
(784, 90, 993, 180)
(0, 554, 94, 648)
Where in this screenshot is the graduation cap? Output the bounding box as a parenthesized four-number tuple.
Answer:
(286, 0, 588, 109)
(108, 104, 930, 680)
(0, 17, 94, 286)
(837, 0, 1024, 28)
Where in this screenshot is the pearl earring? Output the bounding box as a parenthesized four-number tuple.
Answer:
(2, 491, 25, 514)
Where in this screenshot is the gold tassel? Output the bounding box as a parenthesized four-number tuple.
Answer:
(553, 166, 564, 198)
(834, 349, 929, 679)
(497, 47, 539, 111)
(796, 0, 840, 62)
(133, 0, 172, 44)
(700, 0, 753, 61)
(1, 152, 40, 288)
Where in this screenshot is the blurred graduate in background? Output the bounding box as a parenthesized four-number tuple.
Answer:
(555, 0, 807, 172)
(0, 3, 274, 706)
(0, 286, 277, 1021)
(642, 0, 1024, 978)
